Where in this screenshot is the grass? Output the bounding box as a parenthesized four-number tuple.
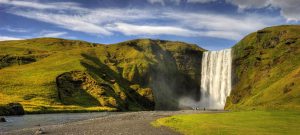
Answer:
(0, 38, 205, 113)
(153, 110, 300, 135)
(227, 25, 300, 110)
(2, 25, 300, 113)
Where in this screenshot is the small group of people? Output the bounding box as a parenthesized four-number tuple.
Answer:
(192, 107, 206, 111)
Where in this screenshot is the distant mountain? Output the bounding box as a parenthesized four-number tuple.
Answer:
(0, 38, 205, 114)
(226, 25, 300, 110)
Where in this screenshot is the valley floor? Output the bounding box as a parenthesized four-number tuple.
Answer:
(2, 110, 219, 135)
(3, 110, 298, 135)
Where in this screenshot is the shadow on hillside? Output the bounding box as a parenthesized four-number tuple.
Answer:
(56, 71, 101, 107)
(80, 51, 155, 111)
(146, 43, 201, 110)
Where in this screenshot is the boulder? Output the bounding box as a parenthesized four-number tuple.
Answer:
(8, 103, 25, 115)
(34, 128, 45, 135)
(0, 103, 25, 116)
(0, 117, 6, 122)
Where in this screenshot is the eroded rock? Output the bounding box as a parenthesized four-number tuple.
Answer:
(0, 117, 6, 122)
(0, 103, 25, 116)
(56, 70, 155, 110)
(56, 71, 120, 108)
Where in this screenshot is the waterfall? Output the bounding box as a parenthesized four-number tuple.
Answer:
(200, 49, 232, 109)
(178, 48, 232, 110)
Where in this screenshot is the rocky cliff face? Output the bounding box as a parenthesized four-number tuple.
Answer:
(226, 25, 300, 110)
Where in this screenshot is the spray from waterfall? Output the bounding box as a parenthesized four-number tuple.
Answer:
(179, 48, 232, 110)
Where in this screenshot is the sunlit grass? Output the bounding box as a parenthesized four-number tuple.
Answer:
(227, 25, 300, 110)
(0, 38, 100, 113)
(153, 110, 300, 135)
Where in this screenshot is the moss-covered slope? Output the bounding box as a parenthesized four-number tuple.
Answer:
(0, 38, 205, 113)
(226, 25, 300, 110)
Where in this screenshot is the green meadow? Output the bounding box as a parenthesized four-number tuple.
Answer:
(153, 110, 300, 135)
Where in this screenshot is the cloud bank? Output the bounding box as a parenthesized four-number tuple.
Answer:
(226, 0, 300, 21)
(0, 0, 287, 41)
(0, 36, 22, 41)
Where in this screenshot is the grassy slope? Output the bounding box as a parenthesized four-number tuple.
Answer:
(0, 38, 204, 113)
(0, 38, 110, 113)
(153, 110, 300, 135)
(226, 25, 300, 110)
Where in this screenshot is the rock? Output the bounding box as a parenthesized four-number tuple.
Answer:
(34, 128, 45, 135)
(56, 71, 104, 106)
(285, 38, 296, 45)
(8, 103, 25, 115)
(0, 117, 6, 122)
(0, 103, 25, 116)
(110, 79, 116, 83)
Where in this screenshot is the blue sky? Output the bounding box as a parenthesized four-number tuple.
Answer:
(0, 0, 299, 50)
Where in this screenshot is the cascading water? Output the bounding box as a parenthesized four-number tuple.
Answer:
(200, 48, 232, 109)
(178, 48, 232, 110)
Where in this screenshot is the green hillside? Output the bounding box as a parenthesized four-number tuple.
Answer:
(0, 38, 205, 114)
(226, 25, 300, 110)
(1, 25, 300, 114)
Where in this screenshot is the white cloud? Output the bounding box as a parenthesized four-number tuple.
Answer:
(0, 0, 58, 9)
(270, 0, 300, 21)
(11, 11, 112, 35)
(108, 23, 244, 40)
(226, 0, 269, 10)
(187, 0, 216, 3)
(0, 0, 87, 11)
(148, 0, 165, 5)
(9, 8, 274, 40)
(84, 9, 158, 24)
(2, 0, 280, 41)
(0, 36, 22, 41)
(147, 0, 180, 5)
(163, 12, 276, 39)
(147, 0, 216, 5)
(0, 26, 29, 33)
(226, 0, 300, 21)
(108, 22, 199, 37)
(38, 31, 67, 37)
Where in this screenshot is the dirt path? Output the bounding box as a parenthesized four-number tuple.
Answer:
(2, 110, 220, 135)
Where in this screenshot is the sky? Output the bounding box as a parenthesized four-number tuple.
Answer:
(0, 0, 299, 50)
